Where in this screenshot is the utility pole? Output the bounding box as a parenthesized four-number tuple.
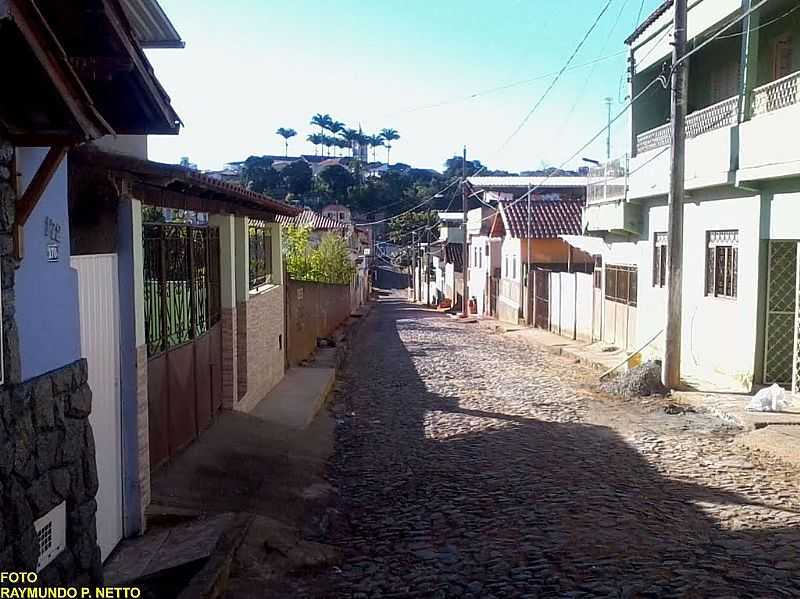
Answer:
(425, 226, 431, 305)
(604, 97, 613, 161)
(461, 146, 469, 317)
(411, 230, 417, 301)
(663, 0, 688, 389)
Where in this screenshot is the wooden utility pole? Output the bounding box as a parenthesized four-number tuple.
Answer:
(663, 0, 688, 389)
(461, 146, 469, 317)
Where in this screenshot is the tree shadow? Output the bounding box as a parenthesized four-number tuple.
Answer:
(301, 297, 800, 598)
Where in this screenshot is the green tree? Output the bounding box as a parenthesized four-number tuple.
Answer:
(380, 128, 400, 164)
(443, 155, 485, 179)
(388, 210, 439, 247)
(341, 128, 360, 157)
(307, 133, 323, 155)
(281, 160, 313, 196)
(276, 127, 297, 157)
(319, 164, 354, 200)
(367, 134, 384, 162)
(241, 155, 284, 196)
(282, 225, 355, 284)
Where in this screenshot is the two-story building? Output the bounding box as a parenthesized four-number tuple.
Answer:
(584, 0, 800, 392)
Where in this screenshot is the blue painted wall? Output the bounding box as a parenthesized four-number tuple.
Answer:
(16, 148, 81, 381)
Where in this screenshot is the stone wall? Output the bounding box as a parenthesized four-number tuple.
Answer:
(0, 138, 100, 583)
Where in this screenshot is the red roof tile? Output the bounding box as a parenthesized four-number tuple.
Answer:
(501, 199, 584, 239)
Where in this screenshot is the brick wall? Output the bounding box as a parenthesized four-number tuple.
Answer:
(220, 306, 238, 410)
(236, 286, 285, 413)
(286, 280, 352, 366)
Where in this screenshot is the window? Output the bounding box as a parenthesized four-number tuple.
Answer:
(512, 255, 517, 280)
(706, 230, 738, 299)
(653, 232, 668, 288)
(593, 255, 603, 289)
(605, 264, 637, 306)
(504, 255, 508, 278)
(249, 221, 273, 289)
(709, 60, 739, 103)
(772, 33, 793, 81)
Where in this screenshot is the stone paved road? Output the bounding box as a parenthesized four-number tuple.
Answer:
(283, 296, 800, 598)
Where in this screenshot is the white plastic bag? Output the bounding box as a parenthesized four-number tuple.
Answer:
(746, 383, 790, 412)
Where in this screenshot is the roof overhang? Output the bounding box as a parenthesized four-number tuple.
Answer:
(72, 147, 301, 218)
(1, 0, 181, 142)
(119, 0, 184, 48)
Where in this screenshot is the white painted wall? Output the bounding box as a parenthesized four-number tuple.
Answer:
(740, 104, 800, 183)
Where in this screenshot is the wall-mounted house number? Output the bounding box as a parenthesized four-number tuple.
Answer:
(44, 217, 61, 263)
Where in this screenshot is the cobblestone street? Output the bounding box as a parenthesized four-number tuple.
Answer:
(287, 295, 800, 598)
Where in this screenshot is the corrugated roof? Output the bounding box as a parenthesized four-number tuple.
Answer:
(276, 209, 347, 230)
(119, 0, 184, 48)
(625, 0, 673, 45)
(468, 176, 588, 189)
(501, 200, 584, 239)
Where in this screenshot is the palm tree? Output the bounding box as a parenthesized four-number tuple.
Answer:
(368, 134, 384, 163)
(276, 127, 297, 158)
(307, 133, 324, 155)
(321, 134, 336, 157)
(310, 113, 333, 137)
(341, 128, 360, 158)
(335, 137, 349, 157)
(380, 128, 400, 164)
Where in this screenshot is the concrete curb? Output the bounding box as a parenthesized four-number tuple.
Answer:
(176, 513, 255, 599)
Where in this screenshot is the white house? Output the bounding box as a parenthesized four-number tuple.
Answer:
(583, 0, 800, 392)
(466, 207, 503, 316)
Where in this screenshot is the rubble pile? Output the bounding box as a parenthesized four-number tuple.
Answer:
(600, 360, 667, 399)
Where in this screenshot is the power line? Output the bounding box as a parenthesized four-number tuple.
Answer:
(498, 0, 615, 151)
(715, 1, 800, 39)
(388, 50, 629, 116)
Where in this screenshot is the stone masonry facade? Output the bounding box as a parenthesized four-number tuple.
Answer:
(0, 137, 101, 584)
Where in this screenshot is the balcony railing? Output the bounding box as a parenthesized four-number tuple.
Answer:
(751, 70, 800, 118)
(635, 95, 739, 154)
(587, 155, 629, 204)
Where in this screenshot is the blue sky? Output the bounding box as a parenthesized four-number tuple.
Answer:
(146, 0, 664, 173)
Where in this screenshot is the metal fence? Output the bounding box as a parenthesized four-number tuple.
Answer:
(143, 223, 221, 356)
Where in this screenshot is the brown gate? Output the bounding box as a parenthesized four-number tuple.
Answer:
(489, 274, 499, 317)
(534, 268, 550, 330)
(144, 223, 222, 469)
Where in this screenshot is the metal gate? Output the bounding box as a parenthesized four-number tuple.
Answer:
(763, 241, 798, 387)
(143, 223, 222, 469)
(534, 268, 550, 330)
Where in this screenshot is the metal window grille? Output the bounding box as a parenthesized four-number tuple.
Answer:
(249, 221, 273, 289)
(653, 232, 668, 288)
(143, 223, 222, 357)
(705, 230, 739, 299)
(605, 264, 637, 307)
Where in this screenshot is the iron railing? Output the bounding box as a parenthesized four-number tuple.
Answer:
(143, 223, 222, 357)
(751, 70, 800, 118)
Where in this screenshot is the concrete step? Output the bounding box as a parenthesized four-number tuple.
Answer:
(250, 367, 335, 430)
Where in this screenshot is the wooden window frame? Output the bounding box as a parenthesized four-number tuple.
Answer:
(653, 232, 668, 288)
(772, 32, 793, 81)
(705, 230, 738, 300)
(248, 221, 274, 290)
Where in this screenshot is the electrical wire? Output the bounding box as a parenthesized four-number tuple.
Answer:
(498, 0, 615, 151)
(715, 1, 800, 39)
(387, 50, 629, 117)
